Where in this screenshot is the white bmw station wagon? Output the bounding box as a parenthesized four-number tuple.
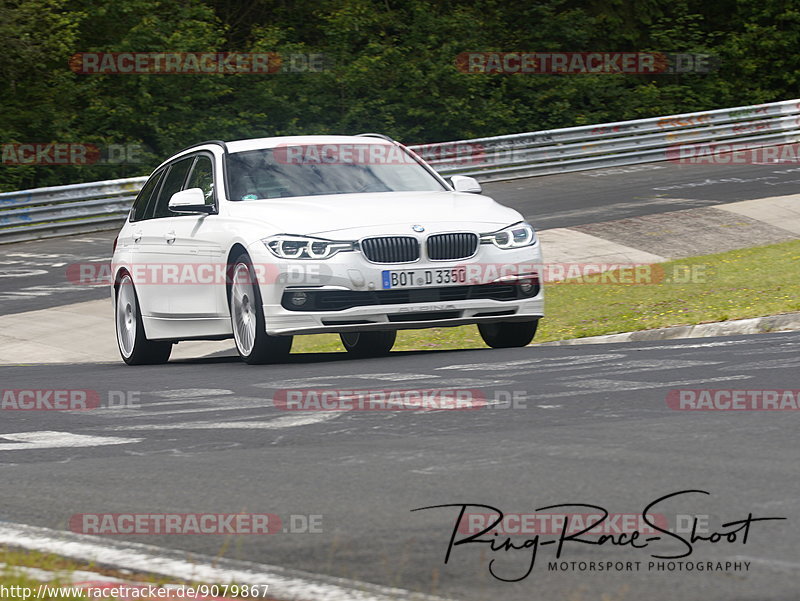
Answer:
(111, 134, 544, 364)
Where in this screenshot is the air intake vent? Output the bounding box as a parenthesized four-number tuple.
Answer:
(360, 236, 420, 263)
(426, 233, 479, 260)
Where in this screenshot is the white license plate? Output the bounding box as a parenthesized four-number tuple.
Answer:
(382, 267, 467, 289)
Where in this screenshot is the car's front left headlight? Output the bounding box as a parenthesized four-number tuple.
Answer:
(264, 235, 355, 259)
(480, 222, 537, 249)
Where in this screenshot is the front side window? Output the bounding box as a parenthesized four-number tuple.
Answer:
(225, 143, 446, 200)
(151, 156, 194, 219)
(185, 155, 215, 205)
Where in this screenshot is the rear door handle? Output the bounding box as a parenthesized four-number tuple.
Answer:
(166, 231, 176, 244)
(133, 230, 142, 243)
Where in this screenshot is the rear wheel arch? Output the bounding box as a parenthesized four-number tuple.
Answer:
(114, 272, 172, 365)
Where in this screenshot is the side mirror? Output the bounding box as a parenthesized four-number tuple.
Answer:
(450, 175, 482, 194)
(168, 188, 214, 214)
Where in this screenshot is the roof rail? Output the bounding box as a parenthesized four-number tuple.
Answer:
(356, 133, 396, 143)
(174, 139, 230, 155)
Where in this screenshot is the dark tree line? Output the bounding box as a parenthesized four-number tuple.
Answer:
(1, 0, 798, 190)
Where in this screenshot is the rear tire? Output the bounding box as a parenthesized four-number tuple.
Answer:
(478, 320, 538, 349)
(115, 274, 172, 365)
(229, 254, 293, 364)
(340, 331, 397, 357)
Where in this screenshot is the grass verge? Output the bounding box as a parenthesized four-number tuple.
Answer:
(290, 239, 800, 353)
(0, 547, 137, 600)
(0, 547, 276, 600)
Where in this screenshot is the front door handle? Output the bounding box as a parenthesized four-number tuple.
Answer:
(165, 231, 176, 244)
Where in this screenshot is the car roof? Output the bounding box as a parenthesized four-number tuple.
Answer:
(155, 134, 399, 172)
(224, 135, 394, 154)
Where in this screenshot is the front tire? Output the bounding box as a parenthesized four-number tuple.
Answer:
(478, 320, 538, 348)
(115, 274, 172, 365)
(229, 254, 293, 364)
(340, 331, 397, 357)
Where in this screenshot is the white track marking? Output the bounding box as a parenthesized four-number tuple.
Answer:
(108, 412, 341, 431)
(256, 373, 436, 387)
(720, 357, 800, 371)
(0, 268, 48, 278)
(6, 252, 65, 258)
(492, 358, 722, 377)
(584, 164, 666, 176)
(435, 353, 628, 371)
(733, 345, 800, 355)
(0, 431, 142, 451)
(622, 339, 760, 351)
(0, 522, 455, 601)
(427, 378, 517, 386)
(565, 359, 722, 377)
(0, 287, 85, 300)
(103, 397, 247, 409)
(530, 374, 753, 400)
(150, 388, 234, 398)
(87, 398, 273, 419)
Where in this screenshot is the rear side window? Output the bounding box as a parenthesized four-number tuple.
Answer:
(151, 157, 194, 219)
(130, 170, 164, 222)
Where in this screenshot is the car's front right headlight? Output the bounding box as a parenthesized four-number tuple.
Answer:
(264, 235, 355, 260)
(480, 222, 537, 249)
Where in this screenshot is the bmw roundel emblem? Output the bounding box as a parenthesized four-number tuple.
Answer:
(412, 224, 425, 232)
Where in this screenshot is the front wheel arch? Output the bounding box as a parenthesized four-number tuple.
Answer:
(225, 243, 250, 311)
(228, 252, 292, 364)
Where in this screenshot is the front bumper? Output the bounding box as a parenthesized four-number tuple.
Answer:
(246, 238, 544, 336)
(265, 293, 542, 335)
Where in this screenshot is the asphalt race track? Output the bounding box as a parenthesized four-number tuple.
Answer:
(489, 159, 800, 229)
(2, 153, 800, 315)
(1, 333, 799, 600)
(1, 155, 799, 600)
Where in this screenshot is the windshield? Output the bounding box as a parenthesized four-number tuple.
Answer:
(225, 143, 446, 200)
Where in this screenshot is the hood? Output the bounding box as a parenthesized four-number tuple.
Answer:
(223, 191, 522, 236)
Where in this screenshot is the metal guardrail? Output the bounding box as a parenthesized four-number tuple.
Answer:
(409, 98, 800, 180)
(2, 99, 799, 243)
(0, 177, 147, 244)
